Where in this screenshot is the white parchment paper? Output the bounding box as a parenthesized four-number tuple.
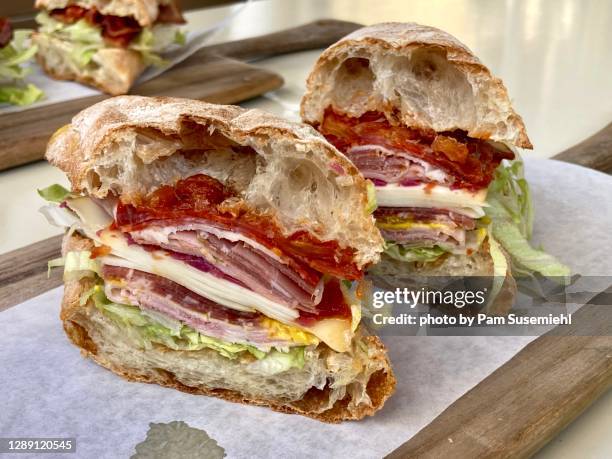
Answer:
(1, 159, 611, 459)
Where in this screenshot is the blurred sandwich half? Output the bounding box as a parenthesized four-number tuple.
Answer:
(32, 0, 186, 94)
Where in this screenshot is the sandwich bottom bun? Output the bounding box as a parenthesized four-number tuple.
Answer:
(368, 240, 516, 315)
(60, 233, 396, 423)
(32, 32, 145, 95)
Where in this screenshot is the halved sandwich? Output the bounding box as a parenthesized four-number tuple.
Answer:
(33, 0, 186, 95)
(40, 95, 395, 422)
(301, 22, 542, 300)
(0, 17, 43, 105)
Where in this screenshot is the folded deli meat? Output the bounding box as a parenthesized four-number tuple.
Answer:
(319, 108, 514, 258)
(300, 22, 558, 296)
(41, 96, 394, 422)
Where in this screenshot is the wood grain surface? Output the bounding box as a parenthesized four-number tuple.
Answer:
(387, 305, 612, 459)
(554, 122, 612, 174)
(0, 56, 282, 171)
(0, 234, 63, 312)
(0, 19, 361, 171)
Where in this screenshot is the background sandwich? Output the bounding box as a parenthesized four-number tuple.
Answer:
(301, 22, 568, 303)
(33, 0, 186, 95)
(40, 95, 395, 422)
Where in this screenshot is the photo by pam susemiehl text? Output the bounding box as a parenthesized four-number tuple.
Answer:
(366, 286, 580, 336)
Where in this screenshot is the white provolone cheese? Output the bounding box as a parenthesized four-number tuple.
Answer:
(97, 230, 299, 322)
(67, 197, 114, 231)
(375, 184, 488, 218)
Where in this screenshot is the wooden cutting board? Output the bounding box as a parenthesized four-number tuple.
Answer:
(0, 19, 362, 171)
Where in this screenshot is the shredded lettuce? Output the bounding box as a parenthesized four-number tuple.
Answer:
(487, 159, 570, 278)
(131, 25, 185, 66)
(0, 30, 44, 106)
(38, 183, 72, 202)
(47, 256, 65, 277)
(338, 279, 363, 332)
(65, 250, 100, 276)
(36, 12, 185, 69)
(48, 250, 100, 280)
(0, 30, 38, 79)
(384, 243, 446, 263)
(486, 236, 509, 306)
(365, 180, 377, 214)
(245, 348, 305, 375)
(82, 282, 306, 366)
(0, 84, 43, 106)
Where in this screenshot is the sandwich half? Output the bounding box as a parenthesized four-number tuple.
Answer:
(33, 0, 186, 95)
(40, 95, 395, 422)
(301, 22, 534, 299)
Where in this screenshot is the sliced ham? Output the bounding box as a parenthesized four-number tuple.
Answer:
(320, 108, 515, 191)
(101, 265, 297, 350)
(381, 227, 462, 246)
(375, 206, 481, 253)
(346, 144, 452, 187)
(129, 225, 324, 313)
(374, 207, 476, 230)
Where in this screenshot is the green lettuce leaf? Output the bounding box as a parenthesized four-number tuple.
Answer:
(64, 19, 104, 44)
(487, 158, 533, 238)
(487, 159, 570, 278)
(0, 30, 44, 106)
(48, 250, 101, 279)
(486, 235, 509, 305)
(0, 84, 43, 106)
(0, 30, 39, 80)
(365, 180, 377, 214)
(131, 25, 186, 66)
(384, 243, 446, 263)
(84, 283, 303, 364)
(38, 183, 72, 202)
(35, 11, 64, 34)
(36, 12, 184, 68)
(63, 250, 100, 279)
(245, 348, 305, 375)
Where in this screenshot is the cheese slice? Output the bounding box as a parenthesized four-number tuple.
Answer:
(377, 221, 452, 231)
(375, 184, 488, 218)
(307, 318, 352, 353)
(98, 231, 299, 321)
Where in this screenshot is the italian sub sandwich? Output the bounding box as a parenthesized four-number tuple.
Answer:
(33, 0, 186, 95)
(301, 22, 568, 300)
(40, 96, 395, 422)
